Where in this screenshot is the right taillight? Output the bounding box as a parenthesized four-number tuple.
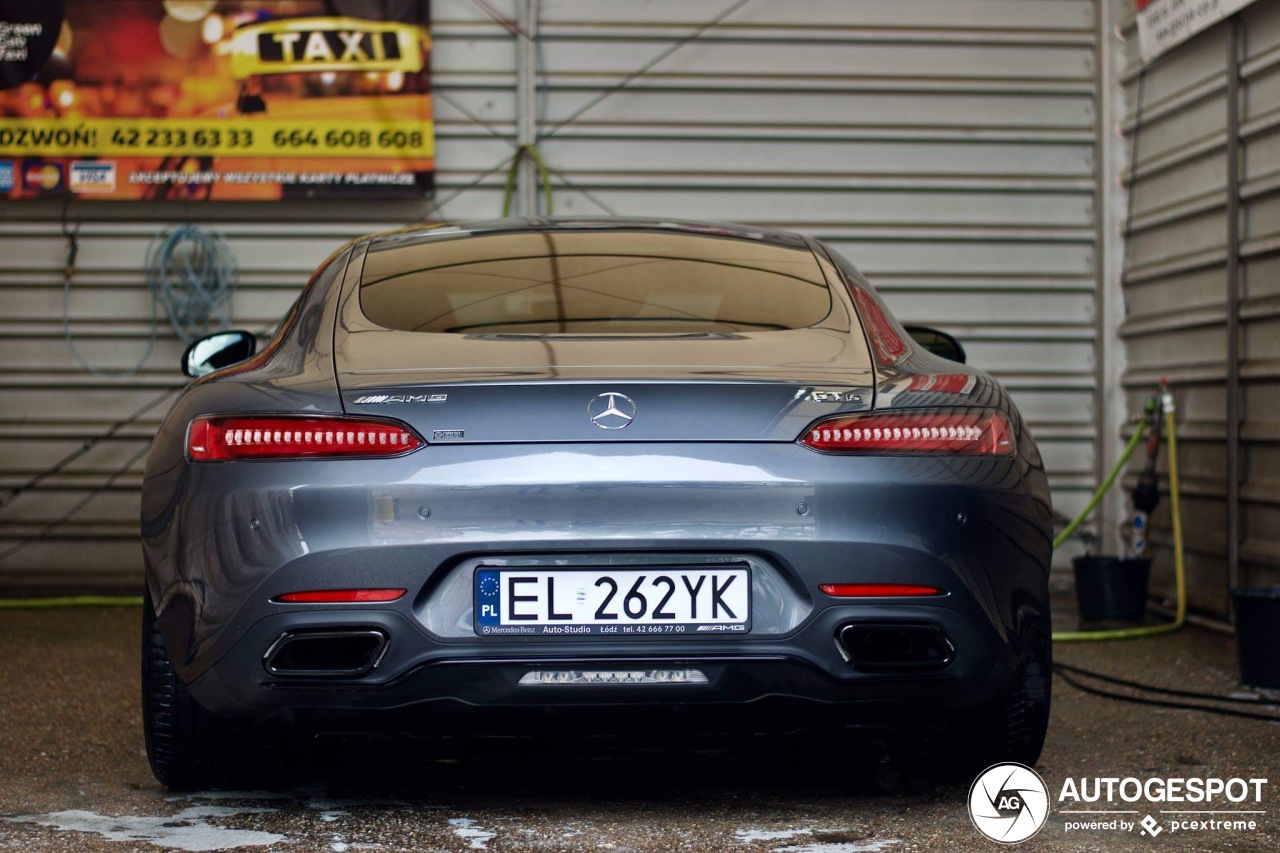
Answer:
(188, 414, 424, 461)
(799, 409, 1014, 456)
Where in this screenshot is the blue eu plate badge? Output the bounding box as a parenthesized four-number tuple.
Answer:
(475, 570, 502, 627)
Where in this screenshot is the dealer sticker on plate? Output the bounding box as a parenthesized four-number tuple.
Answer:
(474, 566, 750, 636)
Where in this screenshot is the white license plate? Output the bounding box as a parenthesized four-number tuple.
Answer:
(473, 566, 750, 636)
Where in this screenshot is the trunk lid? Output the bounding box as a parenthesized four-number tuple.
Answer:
(334, 329, 874, 443)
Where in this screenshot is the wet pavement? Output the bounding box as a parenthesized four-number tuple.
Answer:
(1, 605, 1277, 852)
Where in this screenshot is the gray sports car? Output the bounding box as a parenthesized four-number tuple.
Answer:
(141, 218, 1053, 789)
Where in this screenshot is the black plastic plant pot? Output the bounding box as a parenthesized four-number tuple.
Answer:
(1232, 587, 1280, 689)
(1072, 556, 1151, 622)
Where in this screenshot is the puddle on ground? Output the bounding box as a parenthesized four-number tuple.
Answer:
(736, 825, 901, 853)
(2, 805, 284, 852)
(449, 816, 498, 849)
(774, 841, 901, 853)
(2, 790, 407, 851)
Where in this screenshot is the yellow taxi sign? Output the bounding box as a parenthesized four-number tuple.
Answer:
(230, 17, 427, 79)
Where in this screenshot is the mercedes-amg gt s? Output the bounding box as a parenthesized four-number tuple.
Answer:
(141, 219, 1053, 789)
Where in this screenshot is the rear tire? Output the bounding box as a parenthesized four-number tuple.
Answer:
(141, 591, 286, 790)
(900, 630, 1051, 782)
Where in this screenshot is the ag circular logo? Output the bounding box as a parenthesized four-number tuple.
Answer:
(968, 763, 1050, 844)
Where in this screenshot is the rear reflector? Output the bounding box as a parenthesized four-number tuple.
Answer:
(800, 409, 1013, 456)
(188, 415, 423, 461)
(275, 589, 406, 603)
(821, 583, 943, 597)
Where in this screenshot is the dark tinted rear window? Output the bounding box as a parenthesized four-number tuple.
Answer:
(359, 230, 832, 334)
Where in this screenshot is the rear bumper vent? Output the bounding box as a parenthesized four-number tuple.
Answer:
(263, 629, 389, 677)
(836, 622, 954, 672)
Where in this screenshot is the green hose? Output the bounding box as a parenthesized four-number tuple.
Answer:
(0, 595, 141, 609)
(501, 144, 554, 217)
(1053, 400, 1186, 642)
(1052, 422, 1146, 550)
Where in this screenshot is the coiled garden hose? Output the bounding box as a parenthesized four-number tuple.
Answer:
(1053, 389, 1185, 642)
(62, 218, 237, 379)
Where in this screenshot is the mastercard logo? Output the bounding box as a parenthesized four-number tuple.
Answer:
(23, 164, 63, 191)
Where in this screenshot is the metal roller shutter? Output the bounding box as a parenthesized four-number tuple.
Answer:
(1118, 0, 1280, 616)
(0, 1, 517, 592)
(0, 0, 1105, 592)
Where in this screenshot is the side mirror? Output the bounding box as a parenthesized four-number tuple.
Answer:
(182, 330, 257, 378)
(903, 325, 966, 364)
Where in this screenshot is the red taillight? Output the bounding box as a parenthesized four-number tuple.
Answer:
(849, 284, 909, 367)
(820, 583, 943, 597)
(799, 409, 1013, 456)
(188, 415, 423, 461)
(275, 589, 406, 603)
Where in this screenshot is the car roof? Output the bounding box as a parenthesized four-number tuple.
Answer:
(364, 217, 814, 250)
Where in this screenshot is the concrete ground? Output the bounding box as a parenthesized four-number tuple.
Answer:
(0, 605, 1277, 852)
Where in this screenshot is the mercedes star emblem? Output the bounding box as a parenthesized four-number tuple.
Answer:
(588, 392, 636, 430)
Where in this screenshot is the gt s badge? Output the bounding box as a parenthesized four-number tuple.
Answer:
(794, 389, 863, 403)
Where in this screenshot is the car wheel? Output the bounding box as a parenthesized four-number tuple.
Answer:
(141, 591, 286, 790)
(900, 631, 1051, 781)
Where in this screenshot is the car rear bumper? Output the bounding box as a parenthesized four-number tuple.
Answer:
(144, 441, 1052, 725)
(185, 597, 1023, 727)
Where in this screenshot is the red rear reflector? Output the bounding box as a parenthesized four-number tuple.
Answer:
(800, 409, 1013, 456)
(188, 415, 423, 461)
(275, 589, 406, 603)
(820, 584, 943, 597)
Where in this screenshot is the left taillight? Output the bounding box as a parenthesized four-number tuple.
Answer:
(187, 414, 424, 461)
(799, 409, 1014, 456)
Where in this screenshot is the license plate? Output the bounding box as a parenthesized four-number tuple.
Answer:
(474, 566, 750, 636)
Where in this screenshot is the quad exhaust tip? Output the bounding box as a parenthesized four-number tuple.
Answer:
(837, 622, 954, 672)
(263, 629, 389, 677)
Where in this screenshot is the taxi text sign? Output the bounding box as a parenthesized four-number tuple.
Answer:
(0, 0, 433, 201)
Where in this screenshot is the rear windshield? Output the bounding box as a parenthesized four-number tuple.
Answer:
(358, 230, 833, 334)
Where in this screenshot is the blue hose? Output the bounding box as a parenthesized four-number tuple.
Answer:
(63, 224, 238, 377)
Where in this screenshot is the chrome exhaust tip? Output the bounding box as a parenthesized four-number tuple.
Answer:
(263, 629, 389, 677)
(836, 622, 954, 672)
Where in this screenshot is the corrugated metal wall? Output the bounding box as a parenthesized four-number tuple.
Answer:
(1118, 0, 1280, 616)
(0, 0, 1105, 592)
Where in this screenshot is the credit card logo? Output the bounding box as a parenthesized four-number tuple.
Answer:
(0, 162, 13, 191)
(22, 162, 63, 192)
(70, 161, 116, 192)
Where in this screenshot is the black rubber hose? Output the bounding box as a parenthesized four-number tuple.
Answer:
(1054, 661, 1275, 705)
(1054, 668, 1280, 723)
